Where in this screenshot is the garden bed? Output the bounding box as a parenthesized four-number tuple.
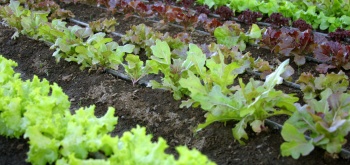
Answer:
(1, 1, 350, 164)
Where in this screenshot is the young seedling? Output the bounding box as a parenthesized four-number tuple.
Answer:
(123, 54, 158, 86)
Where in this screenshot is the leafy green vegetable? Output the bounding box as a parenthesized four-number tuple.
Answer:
(123, 54, 158, 85)
(24, 105, 117, 164)
(280, 123, 314, 159)
(0, 0, 30, 38)
(56, 126, 215, 165)
(186, 43, 207, 76)
(316, 12, 335, 30)
(278, 1, 297, 18)
(0, 55, 70, 138)
(151, 39, 171, 65)
(213, 22, 248, 51)
(122, 24, 164, 57)
(181, 59, 298, 143)
(247, 24, 262, 39)
(199, 0, 230, 9)
(0, 0, 131, 70)
(214, 22, 262, 51)
(281, 88, 350, 158)
(149, 40, 194, 100)
(0, 55, 215, 164)
(20, 11, 49, 39)
(52, 28, 134, 70)
(204, 48, 241, 94)
(229, 0, 260, 12)
(121, 24, 190, 58)
(88, 17, 118, 33)
(49, 25, 85, 63)
(297, 71, 349, 100)
(258, 0, 278, 16)
(49, 8, 75, 20)
(38, 19, 67, 43)
(213, 0, 350, 31)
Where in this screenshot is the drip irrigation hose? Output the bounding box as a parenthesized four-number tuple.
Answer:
(69, 18, 89, 27)
(104, 68, 130, 82)
(245, 69, 301, 89)
(104, 68, 149, 86)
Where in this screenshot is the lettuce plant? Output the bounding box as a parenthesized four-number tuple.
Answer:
(179, 53, 298, 143)
(123, 54, 158, 85)
(214, 22, 262, 51)
(297, 71, 349, 101)
(88, 17, 118, 33)
(281, 89, 350, 159)
(0, 56, 70, 138)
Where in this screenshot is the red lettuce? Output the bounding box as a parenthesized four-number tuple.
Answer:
(237, 10, 262, 25)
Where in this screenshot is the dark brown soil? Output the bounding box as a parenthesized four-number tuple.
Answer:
(1, 2, 350, 165)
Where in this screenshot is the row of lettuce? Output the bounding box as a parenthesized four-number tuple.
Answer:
(68, 0, 350, 40)
(0, 55, 215, 164)
(12, 0, 349, 73)
(1, 0, 350, 159)
(121, 14, 350, 76)
(196, 0, 350, 32)
(214, 22, 350, 73)
(64, 0, 350, 74)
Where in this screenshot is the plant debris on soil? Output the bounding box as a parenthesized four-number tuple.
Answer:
(1, 2, 350, 165)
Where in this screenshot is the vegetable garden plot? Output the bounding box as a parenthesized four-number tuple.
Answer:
(1, 23, 348, 165)
(1, 0, 350, 164)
